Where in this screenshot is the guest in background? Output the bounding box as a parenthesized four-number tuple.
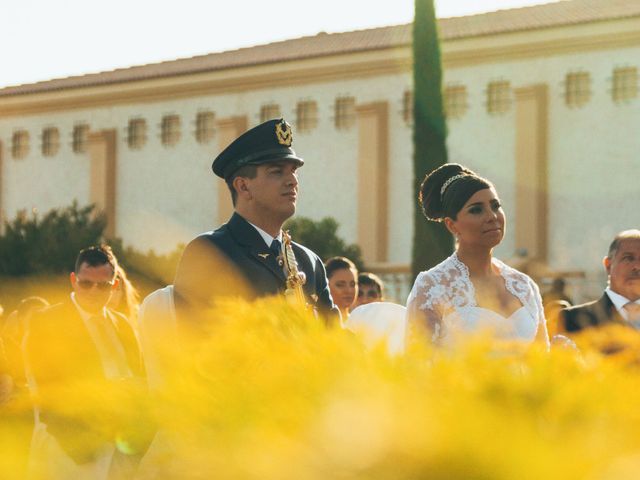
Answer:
(542, 277, 573, 336)
(0, 338, 11, 405)
(355, 272, 384, 308)
(325, 257, 358, 323)
(543, 277, 573, 308)
(545, 300, 571, 338)
(24, 245, 149, 479)
(2, 296, 49, 390)
(1, 298, 47, 480)
(561, 230, 640, 333)
(108, 264, 140, 326)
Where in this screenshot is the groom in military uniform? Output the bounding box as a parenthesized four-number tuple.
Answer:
(174, 118, 338, 322)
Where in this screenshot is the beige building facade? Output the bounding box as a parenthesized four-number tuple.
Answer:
(1, 0, 639, 299)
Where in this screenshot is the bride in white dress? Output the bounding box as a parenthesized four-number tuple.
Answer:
(406, 164, 549, 347)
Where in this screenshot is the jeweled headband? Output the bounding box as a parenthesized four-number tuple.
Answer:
(440, 174, 467, 198)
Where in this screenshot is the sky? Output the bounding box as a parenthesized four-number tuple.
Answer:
(0, 0, 557, 89)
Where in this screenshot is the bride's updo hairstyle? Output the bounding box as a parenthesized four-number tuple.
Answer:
(420, 163, 492, 222)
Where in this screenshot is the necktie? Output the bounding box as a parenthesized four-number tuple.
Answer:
(90, 315, 129, 379)
(270, 239, 282, 258)
(624, 302, 640, 324)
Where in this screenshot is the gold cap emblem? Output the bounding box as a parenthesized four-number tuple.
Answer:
(275, 120, 293, 146)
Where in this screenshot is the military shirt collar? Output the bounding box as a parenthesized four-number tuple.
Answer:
(246, 220, 282, 248)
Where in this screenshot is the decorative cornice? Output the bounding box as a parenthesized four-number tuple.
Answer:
(1, 18, 639, 118)
(443, 22, 640, 68)
(0, 49, 410, 118)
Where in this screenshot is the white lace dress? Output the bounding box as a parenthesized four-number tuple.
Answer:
(406, 253, 549, 347)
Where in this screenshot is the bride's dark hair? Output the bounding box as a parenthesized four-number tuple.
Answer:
(419, 163, 492, 221)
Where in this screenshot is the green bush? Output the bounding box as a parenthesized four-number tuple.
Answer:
(284, 216, 364, 271)
(111, 240, 183, 286)
(0, 203, 182, 286)
(0, 205, 357, 284)
(0, 202, 106, 275)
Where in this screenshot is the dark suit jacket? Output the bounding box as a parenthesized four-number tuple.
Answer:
(560, 293, 626, 333)
(174, 212, 338, 321)
(25, 300, 147, 463)
(26, 300, 143, 384)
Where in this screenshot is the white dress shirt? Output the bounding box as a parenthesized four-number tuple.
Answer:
(246, 220, 282, 248)
(71, 293, 132, 380)
(25, 296, 128, 480)
(605, 287, 640, 321)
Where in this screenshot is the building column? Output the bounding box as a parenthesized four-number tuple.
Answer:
(355, 101, 389, 264)
(215, 116, 248, 225)
(514, 84, 549, 261)
(88, 129, 117, 238)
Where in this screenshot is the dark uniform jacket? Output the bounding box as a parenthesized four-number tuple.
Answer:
(25, 300, 147, 463)
(560, 293, 626, 333)
(174, 213, 338, 321)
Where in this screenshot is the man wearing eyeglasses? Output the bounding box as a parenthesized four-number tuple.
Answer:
(24, 245, 150, 479)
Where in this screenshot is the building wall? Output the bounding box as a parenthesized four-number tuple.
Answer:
(0, 72, 415, 258)
(0, 111, 93, 219)
(444, 44, 640, 277)
(1, 22, 639, 285)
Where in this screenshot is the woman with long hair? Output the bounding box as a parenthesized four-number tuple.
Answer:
(325, 257, 358, 324)
(108, 265, 140, 326)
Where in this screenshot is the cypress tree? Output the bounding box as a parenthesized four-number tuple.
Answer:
(411, 0, 452, 279)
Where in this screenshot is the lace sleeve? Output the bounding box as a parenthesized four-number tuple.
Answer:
(406, 272, 443, 345)
(530, 278, 550, 348)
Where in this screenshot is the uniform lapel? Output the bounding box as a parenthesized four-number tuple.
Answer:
(227, 213, 286, 282)
(290, 242, 316, 301)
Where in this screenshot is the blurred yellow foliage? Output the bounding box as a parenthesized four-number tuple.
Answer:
(3, 294, 640, 479)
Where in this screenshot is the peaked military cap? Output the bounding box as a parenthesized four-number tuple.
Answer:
(212, 118, 304, 179)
